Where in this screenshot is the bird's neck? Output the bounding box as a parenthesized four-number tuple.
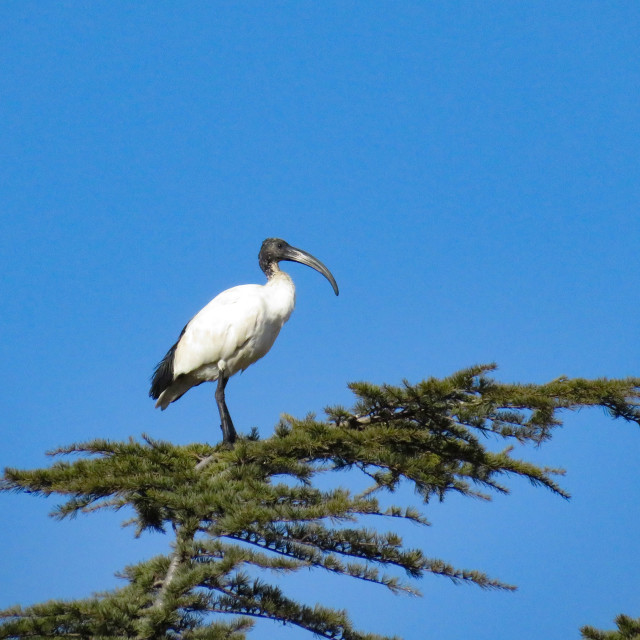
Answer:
(265, 268, 296, 321)
(259, 255, 279, 278)
(262, 259, 286, 280)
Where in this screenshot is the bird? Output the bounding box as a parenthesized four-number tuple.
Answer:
(149, 238, 339, 444)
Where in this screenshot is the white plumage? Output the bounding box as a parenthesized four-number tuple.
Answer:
(150, 238, 338, 444)
(155, 273, 296, 409)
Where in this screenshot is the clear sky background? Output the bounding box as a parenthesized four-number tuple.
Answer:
(1, 3, 639, 639)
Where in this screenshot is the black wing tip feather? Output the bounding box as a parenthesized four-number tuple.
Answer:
(149, 323, 189, 400)
(149, 342, 177, 400)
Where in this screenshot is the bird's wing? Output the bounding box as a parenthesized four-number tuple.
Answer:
(173, 284, 266, 377)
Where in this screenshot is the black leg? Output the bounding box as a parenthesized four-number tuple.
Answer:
(215, 375, 237, 444)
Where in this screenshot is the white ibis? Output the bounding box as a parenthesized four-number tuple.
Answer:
(149, 238, 339, 444)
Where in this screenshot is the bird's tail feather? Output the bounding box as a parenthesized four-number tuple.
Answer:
(155, 374, 202, 410)
(149, 342, 178, 400)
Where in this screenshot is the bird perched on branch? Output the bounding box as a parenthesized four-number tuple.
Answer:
(150, 238, 339, 444)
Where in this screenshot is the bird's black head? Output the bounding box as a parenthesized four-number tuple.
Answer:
(259, 238, 339, 295)
(259, 238, 291, 267)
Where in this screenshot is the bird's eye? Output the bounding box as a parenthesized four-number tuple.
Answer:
(277, 242, 284, 249)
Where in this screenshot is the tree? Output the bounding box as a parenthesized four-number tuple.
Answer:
(581, 615, 640, 640)
(1, 364, 639, 639)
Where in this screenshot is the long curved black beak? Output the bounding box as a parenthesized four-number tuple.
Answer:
(282, 245, 339, 296)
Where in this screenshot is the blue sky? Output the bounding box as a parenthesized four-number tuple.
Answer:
(1, 3, 639, 639)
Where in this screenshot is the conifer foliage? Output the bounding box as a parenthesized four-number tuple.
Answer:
(581, 614, 640, 640)
(1, 364, 639, 639)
